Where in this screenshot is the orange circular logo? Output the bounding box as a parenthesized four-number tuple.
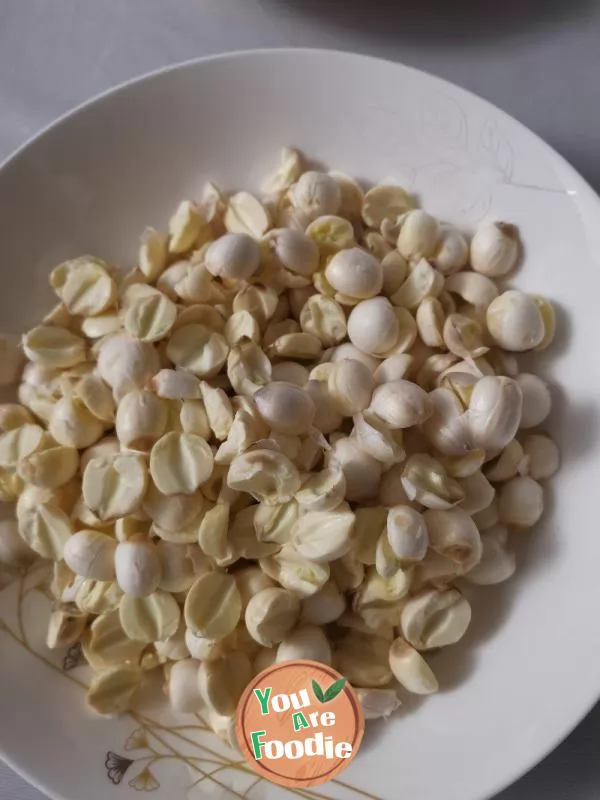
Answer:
(236, 659, 364, 789)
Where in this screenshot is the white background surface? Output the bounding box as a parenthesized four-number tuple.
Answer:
(0, 1, 599, 798)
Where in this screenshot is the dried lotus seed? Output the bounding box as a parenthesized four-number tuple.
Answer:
(515, 373, 552, 429)
(467, 376, 523, 451)
(139, 227, 168, 281)
(119, 590, 181, 642)
(380, 250, 408, 297)
(299, 295, 347, 346)
(115, 541, 162, 597)
(347, 297, 399, 356)
(260, 543, 330, 598)
(444, 271, 498, 310)
(168, 200, 207, 253)
(271, 361, 309, 386)
(74, 374, 116, 423)
(401, 454, 465, 510)
(369, 380, 433, 429)
(124, 285, 177, 342)
(83, 454, 148, 521)
(521, 434, 560, 480)
(115, 390, 168, 450)
(75, 580, 122, 615)
(470, 220, 519, 278)
(198, 651, 252, 716)
(143, 483, 205, 532)
(397, 210, 441, 261)
(424, 507, 482, 573)
(81, 611, 141, 670)
(150, 432, 214, 495)
(352, 412, 405, 465)
(465, 527, 516, 586)
(328, 359, 374, 417)
(498, 475, 544, 528)
(185, 630, 223, 661)
(254, 500, 298, 545)
(328, 171, 363, 220)
(48, 396, 104, 449)
(23, 325, 87, 369)
(362, 184, 413, 227)
(389, 638, 438, 695)
(401, 588, 471, 650)
(153, 621, 189, 661)
(17, 501, 73, 560)
(306, 215, 355, 252)
(167, 659, 203, 714)
(254, 382, 315, 436)
(225, 192, 270, 239)
(152, 369, 202, 400)
(292, 508, 355, 563)
(290, 171, 341, 219)
(224, 311, 261, 347)
(205, 233, 261, 279)
(391, 258, 443, 310)
(227, 448, 301, 505)
(166, 324, 229, 378)
(184, 572, 241, 640)
(87, 667, 140, 716)
(96, 333, 160, 401)
(276, 624, 332, 665)
(245, 587, 300, 647)
(63, 530, 116, 581)
(296, 461, 347, 513)
(387, 506, 428, 564)
(0, 403, 34, 432)
(432, 225, 469, 275)
(156, 540, 203, 592)
(0, 424, 44, 467)
(227, 342, 272, 397)
(235, 566, 277, 610)
(335, 632, 392, 688)
(355, 688, 402, 720)
(329, 437, 382, 503)
(486, 291, 545, 352)
(271, 228, 319, 276)
(304, 378, 343, 435)
(300, 580, 346, 625)
(325, 248, 383, 300)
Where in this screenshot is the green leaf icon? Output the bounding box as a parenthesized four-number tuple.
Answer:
(312, 679, 325, 703)
(323, 678, 347, 702)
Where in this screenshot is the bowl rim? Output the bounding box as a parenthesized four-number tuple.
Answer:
(1, 46, 599, 800)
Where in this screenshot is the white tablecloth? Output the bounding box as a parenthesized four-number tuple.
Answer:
(1, 0, 600, 797)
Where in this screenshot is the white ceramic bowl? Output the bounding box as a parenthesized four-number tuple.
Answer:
(1, 49, 600, 800)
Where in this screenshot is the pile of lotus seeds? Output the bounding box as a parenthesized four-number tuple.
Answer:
(0, 148, 560, 742)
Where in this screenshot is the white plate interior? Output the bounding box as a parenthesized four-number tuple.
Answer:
(1, 48, 600, 800)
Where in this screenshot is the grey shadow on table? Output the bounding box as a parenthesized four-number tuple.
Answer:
(263, 0, 593, 44)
